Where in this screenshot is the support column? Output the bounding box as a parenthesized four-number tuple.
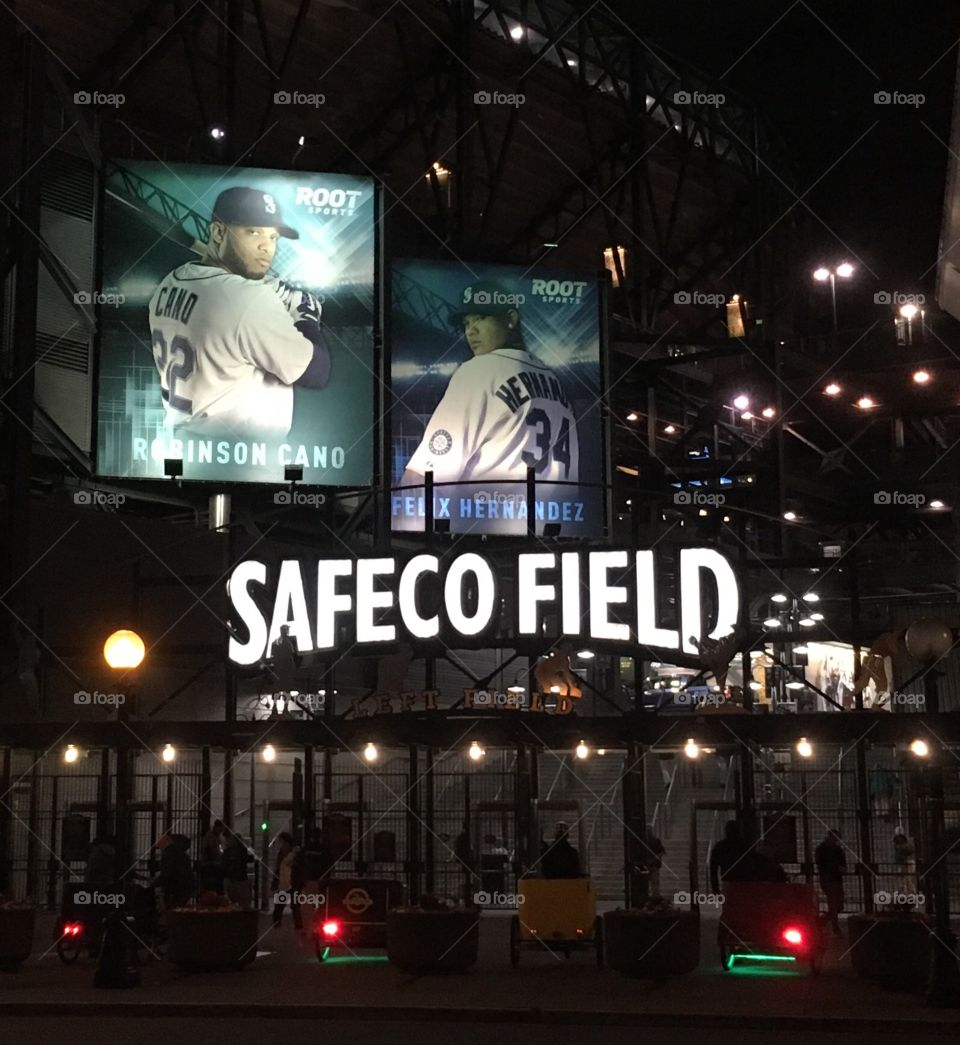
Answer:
(623, 740, 648, 905)
(407, 745, 422, 900)
(924, 669, 960, 1007)
(303, 744, 315, 839)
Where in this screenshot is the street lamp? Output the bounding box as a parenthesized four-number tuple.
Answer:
(103, 630, 145, 670)
(813, 263, 854, 334)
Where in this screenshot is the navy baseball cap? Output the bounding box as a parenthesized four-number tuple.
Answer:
(211, 186, 299, 239)
(449, 280, 521, 327)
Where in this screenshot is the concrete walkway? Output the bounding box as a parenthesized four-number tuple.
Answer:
(0, 910, 957, 1032)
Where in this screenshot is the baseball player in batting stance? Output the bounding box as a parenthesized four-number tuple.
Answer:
(148, 186, 331, 438)
(400, 280, 579, 496)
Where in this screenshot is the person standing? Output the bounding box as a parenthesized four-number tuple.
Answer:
(299, 829, 329, 930)
(85, 834, 117, 891)
(709, 820, 749, 894)
(223, 834, 253, 909)
(200, 819, 226, 893)
(815, 829, 847, 934)
(638, 825, 666, 897)
(155, 833, 193, 911)
(272, 832, 302, 930)
(540, 822, 581, 879)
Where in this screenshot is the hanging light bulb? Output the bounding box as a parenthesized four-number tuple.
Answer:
(64, 744, 80, 765)
(262, 744, 276, 763)
(683, 738, 700, 759)
(161, 743, 176, 764)
(575, 740, 590, 760)
(796, 738, 813, 758)
(363, 742, 379, 763)
(468, 740, 484, 761)
(909, 738, 930, 758)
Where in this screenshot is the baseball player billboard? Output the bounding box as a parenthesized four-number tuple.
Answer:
(391, 260, 604, 536)
(95, 162, 375, 484)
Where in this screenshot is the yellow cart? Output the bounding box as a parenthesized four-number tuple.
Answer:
(510, 877, 603, 966)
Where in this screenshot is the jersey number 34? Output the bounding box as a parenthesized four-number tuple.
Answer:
(152, 331, 195, 413)
(522, 409, 571, 478)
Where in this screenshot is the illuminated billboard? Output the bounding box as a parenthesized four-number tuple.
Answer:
(95, 162, 375, 484)
(391, 260, 604, 535)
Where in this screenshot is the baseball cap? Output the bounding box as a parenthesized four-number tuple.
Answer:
(449, 279, 521, 327)
(211, 186, 299, 239)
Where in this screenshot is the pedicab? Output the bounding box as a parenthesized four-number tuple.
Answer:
(314, 878, 404, 962)
(509, 876, 603, 966)
(717, 880, 824, 973)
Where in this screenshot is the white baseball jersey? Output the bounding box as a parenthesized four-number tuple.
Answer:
(148, 261, 314, 437)
(406, 348, 580, 483)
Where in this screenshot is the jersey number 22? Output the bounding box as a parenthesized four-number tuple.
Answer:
(152, 331, 195, 413)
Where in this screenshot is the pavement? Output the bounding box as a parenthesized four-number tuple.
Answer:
(1, 908, 958, 1039)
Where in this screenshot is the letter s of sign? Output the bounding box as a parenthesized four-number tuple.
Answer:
(228, 560, 269, 665)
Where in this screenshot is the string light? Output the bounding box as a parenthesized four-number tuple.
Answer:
(796, 738, 813, 758)
(683, 738, 700, 759)
(161, 744, 176, 764)
(824, 382, 842, 396)
(575, 740, 590, 759)
(262, 744, 276, 763)
(64, 744, 80, 764)
(468, 741, 485, 761)
(909, 738, 930, 758)
(364, 742, 379, 763)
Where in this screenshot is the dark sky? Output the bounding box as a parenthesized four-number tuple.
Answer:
(618, 1, 960, 303)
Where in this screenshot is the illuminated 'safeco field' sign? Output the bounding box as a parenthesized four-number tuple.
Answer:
(227, 548, 740, 665)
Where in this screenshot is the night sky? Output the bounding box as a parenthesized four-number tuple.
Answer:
(619, 1, 960, 307)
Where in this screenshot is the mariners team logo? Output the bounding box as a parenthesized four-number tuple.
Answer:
(428, 429, 453, 455)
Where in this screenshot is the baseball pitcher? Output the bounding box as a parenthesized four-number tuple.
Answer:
(400, 280, 579, 491)
(148, 186, 331, 439)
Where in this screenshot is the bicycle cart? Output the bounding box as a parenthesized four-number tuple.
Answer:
(717, 881, 824, 973)
(509, 877, 603, 966)
(314, 878, 404, 962)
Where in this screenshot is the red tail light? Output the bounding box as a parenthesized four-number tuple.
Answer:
(782, 926, 804, 946)
(321, 919, 340, 938)
(63, 923, 83, 937)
